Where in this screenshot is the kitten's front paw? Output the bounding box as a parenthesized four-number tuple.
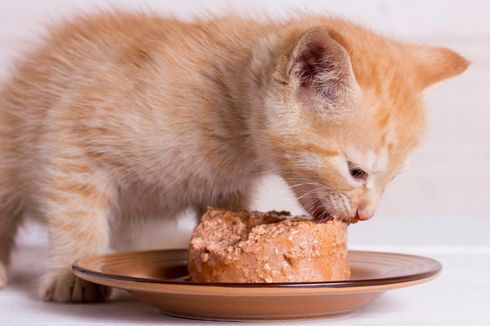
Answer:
(40, 268, 110, 303)
(0, 262, 7, 289)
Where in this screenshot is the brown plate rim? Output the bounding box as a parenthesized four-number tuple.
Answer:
(73, 249, 442, 289)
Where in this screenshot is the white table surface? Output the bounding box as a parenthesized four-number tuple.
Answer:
(2, 218, 489, 326)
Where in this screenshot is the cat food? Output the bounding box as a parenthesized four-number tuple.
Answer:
(188, 208, 350, 283)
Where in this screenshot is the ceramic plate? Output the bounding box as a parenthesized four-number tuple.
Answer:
(73, 249, 441, 321)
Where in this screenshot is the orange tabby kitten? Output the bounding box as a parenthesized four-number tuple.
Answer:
(0, 12, 467, 302)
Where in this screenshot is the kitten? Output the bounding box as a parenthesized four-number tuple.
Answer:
(0, 12, 467, 302)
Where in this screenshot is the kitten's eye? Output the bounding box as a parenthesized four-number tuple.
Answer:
(348, 162, 368, 181)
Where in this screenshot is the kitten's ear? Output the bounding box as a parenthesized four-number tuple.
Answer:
(288, 27, 358, 114)
(411, 45, 469, 89)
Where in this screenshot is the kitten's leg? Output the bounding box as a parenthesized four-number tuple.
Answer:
(39, 165, 114, 302)
(223, 190, 252, 211)
(0, 196, 24, 289)
(197, 190, 252, 219)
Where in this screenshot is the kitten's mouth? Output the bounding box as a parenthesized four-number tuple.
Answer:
(307, 197, 334, 223)
(303, 195, 358, 224)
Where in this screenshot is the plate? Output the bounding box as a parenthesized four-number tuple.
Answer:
(73, 249, 441, 321)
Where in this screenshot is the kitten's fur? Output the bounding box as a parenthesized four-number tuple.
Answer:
(0, 12, 467, 302)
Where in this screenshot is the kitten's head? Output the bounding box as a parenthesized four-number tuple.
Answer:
(261, 21, 468, 223)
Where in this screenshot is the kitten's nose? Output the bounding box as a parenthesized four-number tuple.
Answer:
(356, 209, 373, 221)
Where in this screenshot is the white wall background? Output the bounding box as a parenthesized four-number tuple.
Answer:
(0, 0, 489, 249)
